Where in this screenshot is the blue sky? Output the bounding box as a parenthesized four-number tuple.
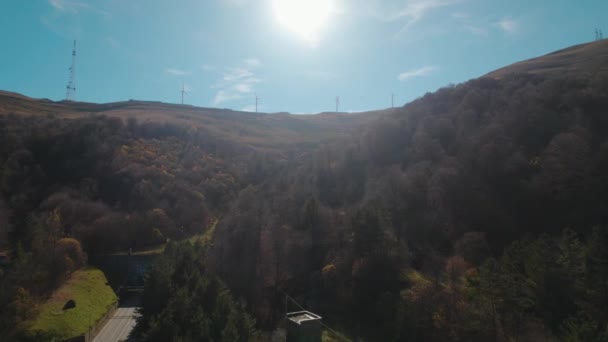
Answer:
(0, 0, 606, 113)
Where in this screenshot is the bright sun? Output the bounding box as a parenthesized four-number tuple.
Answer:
(272, 0, 333, 43)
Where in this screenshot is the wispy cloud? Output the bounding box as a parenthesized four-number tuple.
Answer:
(165, 68, 191, 76)
(398, 66, 436, 81)
(451, 12, 489, 37)
(381, 0, 460, 22)
(212, 58, 262, 106)
(363, 0, 462, 35)
(49, 0, 80, 12)
(223, 68, 253, 82)
(48, 0, 110, 17)
(452, 12, 520, 38)
(496, 18, 519, 34)
(43, 0, 110, 38)
(49, 0, 67, 10)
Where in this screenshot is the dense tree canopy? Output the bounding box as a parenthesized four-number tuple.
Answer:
(135, 241, 256, 342)
(0, 114, 282, 337)
(211, 70, 608, 340)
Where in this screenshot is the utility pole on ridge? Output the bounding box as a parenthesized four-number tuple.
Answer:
(65, 40, 77, 101)
(336, 96, 340, 112)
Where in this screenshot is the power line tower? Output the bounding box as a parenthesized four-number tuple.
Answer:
(65, 40, 77, 101)
(181, 84, 188, 104)
(335, 96, 340, 112)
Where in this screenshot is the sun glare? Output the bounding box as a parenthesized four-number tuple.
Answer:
(272, 0, 333, 43)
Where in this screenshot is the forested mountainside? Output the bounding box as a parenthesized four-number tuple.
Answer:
(0, 93, 382, 339)
(1, 40, 608, 341)
(0, 92, 386, 250)
(210, 40, 608, 340)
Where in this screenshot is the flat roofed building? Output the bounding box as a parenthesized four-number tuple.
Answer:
(286, 311, 322, 342)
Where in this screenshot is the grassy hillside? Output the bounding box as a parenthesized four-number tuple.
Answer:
(0, 91, 386, 152)
(26, 268, 117, 340)
(485, 39, 608, 78)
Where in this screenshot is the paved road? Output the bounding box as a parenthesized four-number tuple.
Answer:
(93, 307, 139, 342)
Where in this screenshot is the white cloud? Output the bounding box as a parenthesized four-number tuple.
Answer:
(496, 18, 518, 34)
(212, 58, 263, 106)
(165, 68, 191, 76)
(398, 66, 436, 81)
(223, 67, 253, 81)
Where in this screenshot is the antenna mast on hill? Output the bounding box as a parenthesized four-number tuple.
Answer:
(65, 40, 77, 101)
(335, 96, 340, 112)
(255, 93, 259, 113)
(392, 93, 395, 108)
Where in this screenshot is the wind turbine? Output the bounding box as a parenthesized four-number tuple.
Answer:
(181, 84, 188, 105)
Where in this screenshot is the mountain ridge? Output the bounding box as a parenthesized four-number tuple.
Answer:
(0, 90, 388, 152)
(485, 39, 608, 78)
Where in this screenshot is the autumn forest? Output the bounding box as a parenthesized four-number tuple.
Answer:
(1, 40, 608, 341)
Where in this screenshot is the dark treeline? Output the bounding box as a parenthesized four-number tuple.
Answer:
(135, 241, 256, 341)
(211, 71, 608, 340)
